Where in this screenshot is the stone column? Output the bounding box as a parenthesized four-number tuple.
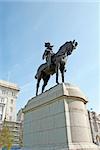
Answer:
(23, 83, 99, 150)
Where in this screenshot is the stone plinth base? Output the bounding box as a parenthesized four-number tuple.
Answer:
(68, 143, 99, 150)
(23, 83, 99, 150)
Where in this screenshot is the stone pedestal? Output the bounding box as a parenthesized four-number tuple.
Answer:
(23, 83, 99, 150)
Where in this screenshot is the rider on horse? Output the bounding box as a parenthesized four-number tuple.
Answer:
(42, 42, 54, 68)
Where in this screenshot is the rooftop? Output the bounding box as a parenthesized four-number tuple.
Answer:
(0, 80, 20, 91)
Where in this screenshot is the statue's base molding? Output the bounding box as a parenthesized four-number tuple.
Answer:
(68, 143, 100, 150)
(22, 143, 99, 150)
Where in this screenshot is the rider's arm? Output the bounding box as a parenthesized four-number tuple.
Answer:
(42, 50, 47, 60)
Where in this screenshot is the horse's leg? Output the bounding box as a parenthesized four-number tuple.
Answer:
(56, 67, 59, 84)
(60, 64, 65, 83)
(36, 78, 41, 96)
(42, 75, 50, 93)
(61, 70, 64, 83)
(55, 65, 59, 84)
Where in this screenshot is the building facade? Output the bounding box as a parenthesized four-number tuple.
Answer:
(88, 111, 100, 146)
(0, 80, 21, 147)
(0, 80, 19, 124)
(17, 108, 24, 123)
(17, 108, 24, 147)
(3, 120, 22, 147)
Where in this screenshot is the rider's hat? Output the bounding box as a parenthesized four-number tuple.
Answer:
(45, 42, 53, 48)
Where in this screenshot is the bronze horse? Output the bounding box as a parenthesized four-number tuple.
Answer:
(35, 40, 78, 95)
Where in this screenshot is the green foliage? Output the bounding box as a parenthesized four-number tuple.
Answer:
(0, 122, 13, 149)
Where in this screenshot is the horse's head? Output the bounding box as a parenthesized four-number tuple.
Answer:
(66, 40, 78, 56)
(72, 40, 78, 49)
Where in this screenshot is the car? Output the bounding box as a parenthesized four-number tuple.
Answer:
(11, 146, 21, 150)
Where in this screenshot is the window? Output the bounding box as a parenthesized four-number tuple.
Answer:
(0, 98, 4, 103)
(11, 99, 13, 104)
(0, 106, 3, 113)
(98, 123, 100, 129)
(2, 90, 6, 95)
(0, 90, 2, 94)
(0, 114, 2, 120)
(12, 92, 15, 96)
(93, 121, 98, 132)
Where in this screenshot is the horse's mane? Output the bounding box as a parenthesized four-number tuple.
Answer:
(55, 42, 68, 56)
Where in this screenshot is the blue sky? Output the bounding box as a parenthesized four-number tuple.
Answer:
(0, 1, 100, 113)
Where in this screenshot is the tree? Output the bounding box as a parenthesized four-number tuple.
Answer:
(0, 121, 13, 150)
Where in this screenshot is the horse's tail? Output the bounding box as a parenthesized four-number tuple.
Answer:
(35, 63, 47, 80)
(35, 74, 37, 79)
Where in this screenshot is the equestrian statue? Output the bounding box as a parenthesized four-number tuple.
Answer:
(35, 40, 78, 96)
